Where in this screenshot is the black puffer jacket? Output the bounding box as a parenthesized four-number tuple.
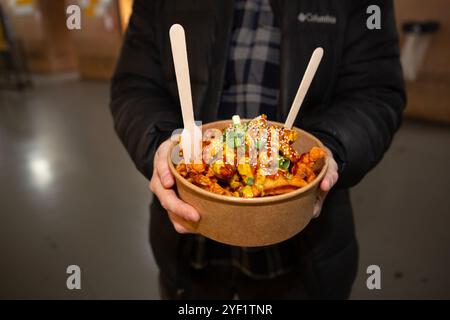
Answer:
(110, 0, 405, 298)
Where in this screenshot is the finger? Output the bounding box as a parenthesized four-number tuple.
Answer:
(322, 172, 338, 191)
(320, 177, 330, 192)
(320, 172, 334, 192)
(312, 198, 323, 218)
(151, 179, 200, 222)
(156, 143, 174, 188)
(172, 221, 192, 234)
(168, 211, 196, 234)
(313, 197, 322, 218)
(313, 190, 327, 218)
(320, 162, 338, 192)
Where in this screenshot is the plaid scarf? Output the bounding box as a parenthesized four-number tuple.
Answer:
(217, 0, 280, 120)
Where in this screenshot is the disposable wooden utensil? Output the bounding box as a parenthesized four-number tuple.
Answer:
(284, 47, 324, 129)
(169, 24, 202, 164)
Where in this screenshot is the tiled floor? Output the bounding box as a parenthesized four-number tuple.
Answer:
(0, 78, 449, 299)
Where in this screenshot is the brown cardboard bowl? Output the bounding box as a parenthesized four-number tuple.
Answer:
(168, 120, 328, 247)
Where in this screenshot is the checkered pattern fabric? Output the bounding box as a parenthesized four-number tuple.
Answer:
(217, 0, 280, 120)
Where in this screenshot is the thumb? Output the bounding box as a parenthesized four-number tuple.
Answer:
(157, 142, 175, 188)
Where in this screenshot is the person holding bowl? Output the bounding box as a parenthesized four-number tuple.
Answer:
(110, 0, 405, 299)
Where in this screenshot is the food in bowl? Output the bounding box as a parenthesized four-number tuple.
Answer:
(175, 114, 326, 198)
(168, 118, 328, 246)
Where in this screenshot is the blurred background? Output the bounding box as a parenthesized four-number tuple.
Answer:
(0, 0, 449, 299)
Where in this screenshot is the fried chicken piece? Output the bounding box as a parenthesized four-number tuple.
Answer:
(279, 137, 301, 163)
(297, 146, 327, 174)
(211, 160, 236, 180)
(262, 174, 308, 194)
(292, 162, 316, 182)
(271, 126, 301, 163)
(189, 163, 207, 174)
(190, 173, 232, 196)
(176, 162, 188, 177)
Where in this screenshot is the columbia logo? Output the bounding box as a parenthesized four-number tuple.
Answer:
(298, 12, 337, 24)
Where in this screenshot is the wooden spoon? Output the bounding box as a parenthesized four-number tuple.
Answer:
(284, 47, 324, 129)
(169, 24, 202, 164)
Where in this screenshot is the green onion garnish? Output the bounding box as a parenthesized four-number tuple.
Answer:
(278, 156, 290, 170)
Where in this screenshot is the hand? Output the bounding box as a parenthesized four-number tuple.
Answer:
(149, 139, 200, 233)
(313, 148, 339, 218)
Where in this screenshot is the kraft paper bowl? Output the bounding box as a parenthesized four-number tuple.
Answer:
(167, 120, 328, 247)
